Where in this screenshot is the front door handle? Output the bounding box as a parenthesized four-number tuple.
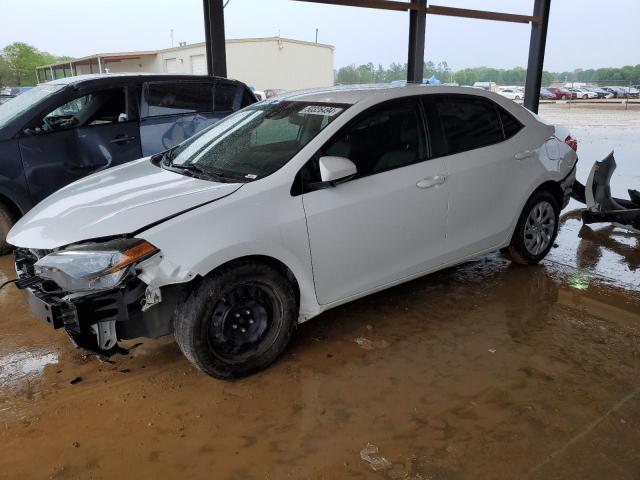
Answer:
(110, 135, 136, 144)
(416, 175, 447, 189)
(515, 150, 534, 160)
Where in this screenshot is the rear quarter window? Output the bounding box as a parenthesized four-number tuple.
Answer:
(498, 107, 523, 139)
(214, 83, 238, 112)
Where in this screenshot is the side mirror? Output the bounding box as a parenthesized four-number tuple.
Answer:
(319, 156, 357, 184)
(118, 113, 128, 123)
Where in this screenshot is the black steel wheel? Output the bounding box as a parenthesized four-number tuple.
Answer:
(174, 261, 297, 379)
(207, 284, 275, 359)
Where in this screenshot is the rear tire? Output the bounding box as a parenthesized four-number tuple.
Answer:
(174, 261, 297, 379)
(503, 190, 559, 265)
(0, 202, 16, 256)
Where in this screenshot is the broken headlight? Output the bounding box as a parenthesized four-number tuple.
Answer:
(34, 239, 158, 293)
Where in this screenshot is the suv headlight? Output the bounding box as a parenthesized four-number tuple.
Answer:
(34, 239, 158, 293)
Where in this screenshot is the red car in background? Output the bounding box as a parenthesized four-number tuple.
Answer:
(546, 87, 577, 100)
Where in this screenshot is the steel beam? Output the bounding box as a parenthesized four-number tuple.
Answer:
(294, 0, 414, 11)
(407, 0, 426, 83)
(524, 0, 551, 113)
(203, 0, 228, 77)
(426, 5, 537, 24)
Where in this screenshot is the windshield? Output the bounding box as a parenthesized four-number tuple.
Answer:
(167, 100, 347, 181)
(0, 84, 65, 130)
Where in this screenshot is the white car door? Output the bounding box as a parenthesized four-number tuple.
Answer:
(424, 94, 543, 261)
(300, 97, 449, 305)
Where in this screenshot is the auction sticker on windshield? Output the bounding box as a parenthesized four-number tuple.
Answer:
(299, 105, 343, 116)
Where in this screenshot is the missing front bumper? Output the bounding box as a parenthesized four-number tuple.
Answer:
(15, 248, 186, 353)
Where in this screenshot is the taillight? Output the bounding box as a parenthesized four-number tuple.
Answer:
(565, 135, 578, 152)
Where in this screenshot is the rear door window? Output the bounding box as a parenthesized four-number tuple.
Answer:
(143, 82, 213, 117)
(433, 96, 504, 155)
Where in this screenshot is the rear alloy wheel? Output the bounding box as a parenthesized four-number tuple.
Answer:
(503, 190, 559, 265)
(0, 202, 16, 256)
(174, 261, 297, 379)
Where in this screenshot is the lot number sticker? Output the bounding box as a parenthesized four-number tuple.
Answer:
(300, 105, 343, 116)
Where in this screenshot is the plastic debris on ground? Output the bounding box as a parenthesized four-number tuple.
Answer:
(360, 443, 393, 471)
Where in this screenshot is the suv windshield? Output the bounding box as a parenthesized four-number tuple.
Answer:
(166, 100, 347, 181)
(0, 84, 65, 130)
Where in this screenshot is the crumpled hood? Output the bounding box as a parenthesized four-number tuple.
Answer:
(8, 158, 242, 249)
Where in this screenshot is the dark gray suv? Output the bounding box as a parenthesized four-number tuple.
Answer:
(0, 73, 256, 253)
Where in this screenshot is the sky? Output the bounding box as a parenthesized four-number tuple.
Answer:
(0, 0, 638, 73)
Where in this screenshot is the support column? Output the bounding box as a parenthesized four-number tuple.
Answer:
(524, 0, 551, 113)
(203, 0, 227, 77)
(407, 0, 426, 83)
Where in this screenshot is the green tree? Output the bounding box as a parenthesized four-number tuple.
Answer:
(1, 42, 73, 86)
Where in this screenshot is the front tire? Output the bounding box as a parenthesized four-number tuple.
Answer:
(0, 202, 16, 256)
(174, 261, 297, 379)
(504, 190, 559, 265)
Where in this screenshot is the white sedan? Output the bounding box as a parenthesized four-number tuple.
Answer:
(8, 85, 577, 379)
(569, 88, 598, 99)
(497, 88, 523, 100)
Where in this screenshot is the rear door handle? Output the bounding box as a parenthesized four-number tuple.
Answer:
(416, 175, 447, 189)
(110, 135, 136, 144)
(515, 150, 534, 160)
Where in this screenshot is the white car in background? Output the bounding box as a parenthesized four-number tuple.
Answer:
(569, 88, 598, 99)
(497, 88, 523, 100)
(8, 85, 578, 379)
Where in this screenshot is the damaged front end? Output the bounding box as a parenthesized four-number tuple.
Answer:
(573, 152, 640, 232)
(14, 241, 187, 354)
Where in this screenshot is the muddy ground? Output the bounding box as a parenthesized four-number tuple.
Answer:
(1, 105, 640, 480)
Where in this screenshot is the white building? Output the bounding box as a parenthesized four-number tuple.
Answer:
(36, 37, 335, 91)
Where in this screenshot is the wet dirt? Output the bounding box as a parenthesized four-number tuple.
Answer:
(1, 105, 640, 480)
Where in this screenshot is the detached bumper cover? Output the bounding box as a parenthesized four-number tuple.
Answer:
(573, 152, 640, 231)
(15, 248, 183, 351)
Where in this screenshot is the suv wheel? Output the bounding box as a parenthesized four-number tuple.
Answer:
(0, 202, 16, 256)
(503, 190, 559, 265)
(174, 261, 297, 379)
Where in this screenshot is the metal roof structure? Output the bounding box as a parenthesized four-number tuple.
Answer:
(202, 0, 551, 112)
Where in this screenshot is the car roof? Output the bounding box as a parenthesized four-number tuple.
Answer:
(275, 84, 514, 105)
(45, 73, 238, 87)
